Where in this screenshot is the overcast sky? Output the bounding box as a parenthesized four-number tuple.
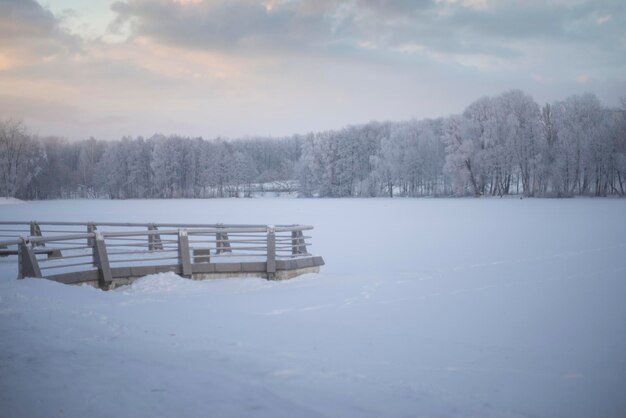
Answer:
(1, 0, 625, 140)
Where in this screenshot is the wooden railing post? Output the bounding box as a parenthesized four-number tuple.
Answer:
(291, 228, 307, 255)
(87, 223, 97, 266)
(87, 223, 97, 243)
(266, 225, 276, 279)
(178, 229, 192, 277)
(216, 224, 232, 254)
(93, 232, 112, 288)
(18, 239, 41, 279)
(148, 224, 163, 251)
(30, 221, 44, 247)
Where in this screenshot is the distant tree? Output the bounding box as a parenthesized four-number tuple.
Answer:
(297, 134, 318, 197)
(552, 94, 606, 195)
(442, 114, 482, 196)
(0, 119, 44, 198)
(538, 103, 558, 195)
(373, 136, 401, 197)
(612, 98, 626, 196)
(77, 138, 107, 197)
(230, 151, 255, 197)
(497, 90, 543, 196)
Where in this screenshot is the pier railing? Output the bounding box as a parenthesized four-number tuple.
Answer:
(0, 222, 323, 289)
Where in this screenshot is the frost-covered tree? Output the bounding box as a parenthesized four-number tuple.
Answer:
(497, 90, 543, 196)
(0, 119, 44, 198)
(611, 98, 626, 196)
(297, 133, 319, 197)
(77, 138, 107, 197)
(443, 114, 483, 196)
(538, 103, 558, 195)
(552, 94, 606, 195)
(373, 136, 401, 197)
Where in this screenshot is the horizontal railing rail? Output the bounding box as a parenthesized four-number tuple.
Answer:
(0, 222, 323, 289)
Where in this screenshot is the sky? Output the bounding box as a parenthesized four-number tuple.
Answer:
(0, 0, 625, 141)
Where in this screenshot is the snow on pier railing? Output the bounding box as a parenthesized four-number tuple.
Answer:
(0, 221, 324, 289)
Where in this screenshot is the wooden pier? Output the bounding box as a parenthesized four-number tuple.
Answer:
(0, 221, 324, 289)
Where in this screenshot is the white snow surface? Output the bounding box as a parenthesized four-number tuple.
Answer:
(0, 197, 25, 205)
(1, 198, 625, 418)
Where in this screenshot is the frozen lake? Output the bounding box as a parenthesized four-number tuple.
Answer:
(1, 198, 625, 418)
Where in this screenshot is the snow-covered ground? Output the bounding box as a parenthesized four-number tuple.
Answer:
(0, 197, 25, 205)
(1, 198, 625, 418)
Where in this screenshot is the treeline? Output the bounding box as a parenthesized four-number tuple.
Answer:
(1, 90, 625, 199)
(298, 91, 626, 197)
(0, 130, 300, 199)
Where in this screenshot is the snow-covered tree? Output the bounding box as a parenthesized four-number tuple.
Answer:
(0, 119, 44, 198)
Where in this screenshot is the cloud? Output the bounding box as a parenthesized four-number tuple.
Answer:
(0, 0, 252, 107)
(0, 0, 59, 39)
(109, 0, 336, 51)
(445, 0, 624, 43)
(0, 0, 81, 63)
(108, 0, 439, 54)
(106, 0, 626, 72)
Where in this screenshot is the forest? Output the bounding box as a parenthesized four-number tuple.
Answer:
(2, 90, 625, 199)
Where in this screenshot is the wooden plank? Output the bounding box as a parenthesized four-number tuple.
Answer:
(111, 266, 132, 278)
(193, 248, 211, 263)
(312, 255, 325, 266)
(275, 259, 295, 270)
(48, 269, 99, 284)
(242, 262, 266, 272)
(155, 265, 181, 274)
(296, 258, 313, 269)
(276, 256, 324, 271)
(191, 262, 215, 274)
(214, 262, 243, 273)
(38, 255, 324, 287)
(129, 265, 157, 277)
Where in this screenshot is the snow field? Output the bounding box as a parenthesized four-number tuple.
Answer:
(1, 198, 625, 418)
